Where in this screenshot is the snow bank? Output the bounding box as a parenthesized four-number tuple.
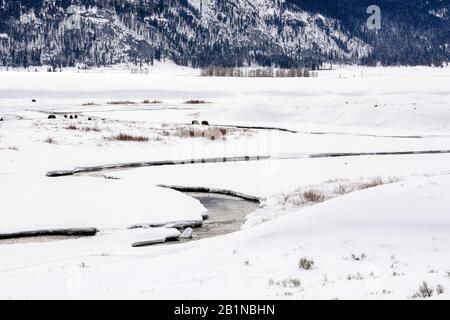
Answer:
(1, 66, 450, 135)
(0, 66, 449, 299)
(113, 153, 450, 199)
(0, 175, 207, 233)
(1, 175, 450, 299)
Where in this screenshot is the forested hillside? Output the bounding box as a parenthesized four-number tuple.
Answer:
(0, 0, 448, 68)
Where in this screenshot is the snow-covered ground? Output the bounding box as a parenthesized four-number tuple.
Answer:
(0, 65, 449, 299)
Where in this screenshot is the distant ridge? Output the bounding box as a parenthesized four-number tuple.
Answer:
(0, 0, 448, 68)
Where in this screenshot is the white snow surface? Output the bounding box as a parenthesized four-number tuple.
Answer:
(0, 175, 450, 299)
(0, 175, 206, 233)
(1, 65, 450, 299)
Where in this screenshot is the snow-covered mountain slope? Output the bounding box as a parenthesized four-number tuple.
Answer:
(0, 0, 448, 68)
(407, 0, 449, 20)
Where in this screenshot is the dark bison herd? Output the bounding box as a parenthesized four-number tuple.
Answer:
(192, 120, 209, 126)
(48, 114, 91, 120)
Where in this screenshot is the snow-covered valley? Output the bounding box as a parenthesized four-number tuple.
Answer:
(0, 65, 450, 299)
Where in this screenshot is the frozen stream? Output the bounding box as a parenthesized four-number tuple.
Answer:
(0, 191, 260, 246)
(183, 192, 260, 241)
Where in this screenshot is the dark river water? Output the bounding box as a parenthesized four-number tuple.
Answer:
(184, 192, 260, 241)
(0, 192, 260, 246)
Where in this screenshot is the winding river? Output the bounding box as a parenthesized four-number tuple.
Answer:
(183, 192, 260, 241)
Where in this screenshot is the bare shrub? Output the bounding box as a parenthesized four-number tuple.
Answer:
(335, 183, 358, 195)
(103, 175, 120, 180)
(171, 126, 241, 140)
(299, 258, 314, 270)
(201, 67, 316, 78)
(277, 189, 325, 208)
(410, 281, 434, 299)
(387, 176, 401, 183)
(278, 176, 401, 212)
(409, 283, 444, 297)
(184, 99, 209, 104)
(303, 190, 325, 203)
(81, 102, 97, 106)
(105, 133, 149, 142)
(65, 125, 101, 132)
(44, 137, 56, 144)
(288, 278, 301, 287)
(358, 177, 384, 189)
(279, 193, 290, 207)
(347, 273, 364, 281)
(142, 100, 162, 104)
(436, 284, 445, 295)
(107, 101, 136, 105)
(0, 146, 19, 151)
(269, 278, 301, 288)
(351, 253, 367, 261)
(82, 127, 101, 132)
(335, 176, 400, 195)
